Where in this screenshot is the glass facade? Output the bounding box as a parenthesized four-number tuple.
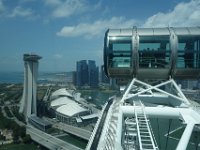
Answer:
(88, 60, 99, 87)
(108, 36, 132, 68)
(76, 60, 99, 87)
(177, 36, 200, 68)
(76, 60, 88, 87)
(139, 36, 170, 68)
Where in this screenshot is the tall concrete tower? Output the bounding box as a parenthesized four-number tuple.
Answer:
(19, 54, 42, 122)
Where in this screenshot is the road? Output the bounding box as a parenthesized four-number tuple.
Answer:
(53, 122, 92, 140)
(27, 125, 82, 150)
(43, 117, 92, 140)
(1, 105, 25, 126)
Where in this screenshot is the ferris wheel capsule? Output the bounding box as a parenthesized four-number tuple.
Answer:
(104, 27, 200, 80)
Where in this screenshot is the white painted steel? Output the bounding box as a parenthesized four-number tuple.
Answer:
(97, 102, 114, 149)
(120, 78, 136, 103)
(85, 102, 108, 150)
(121, 106, 180, 119)
(176, 122, 195, 150)
(116, 108, 123, 147)
(171, 79, 190, 105)
(87, 78, 200, 150)
(126, 79, 189, 105)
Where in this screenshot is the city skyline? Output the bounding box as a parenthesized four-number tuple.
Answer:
(76, 60, 99, 87)
(0, 0, 200, 72)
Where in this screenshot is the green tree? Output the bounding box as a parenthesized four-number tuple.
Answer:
(22, 134, 31, 144)
(0, 134, 5, 141)
(12, 128, 19, 143)
(19, 126, 26, 138)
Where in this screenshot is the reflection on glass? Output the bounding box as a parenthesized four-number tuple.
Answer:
(139, 36, 170, 68)
(177, 36, 200, 69)
(108, 36, 132, 68)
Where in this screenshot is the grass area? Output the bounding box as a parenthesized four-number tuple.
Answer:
(0, 143, 38, 150)
(59, 134, 87, 149)
(46, 127, 60, 134)
(11, 106, 25, 123)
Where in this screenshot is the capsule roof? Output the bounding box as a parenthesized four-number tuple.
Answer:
(107, 27, 200, 36)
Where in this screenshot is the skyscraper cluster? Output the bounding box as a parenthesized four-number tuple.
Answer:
(76, 60, 99, 87)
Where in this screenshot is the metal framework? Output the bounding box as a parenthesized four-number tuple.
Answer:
(86, 27, 200, 150)
(86, 78, 200, 150)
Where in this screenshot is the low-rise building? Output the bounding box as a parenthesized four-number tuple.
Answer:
(50, 88, 97, 126)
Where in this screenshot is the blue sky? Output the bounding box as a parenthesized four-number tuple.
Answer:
(0, 0, 199, 72)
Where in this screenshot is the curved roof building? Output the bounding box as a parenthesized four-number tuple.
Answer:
(56, 102, 88, 117)
(51, 88, 73, 100)
(49, 88, 98, 126)
(50, 92, 90, 118)
(50, 97, 73, 107)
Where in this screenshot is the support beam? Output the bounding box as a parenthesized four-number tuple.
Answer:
(176, 122, 195, 150)
(171, 79, 190, 105)
(121, 106, 182, 119)
(120, 78, 136, 103)
(125, 79, 189, 106)
(115, 109, 123, 145)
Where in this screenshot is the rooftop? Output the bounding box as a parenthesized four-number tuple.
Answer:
(50, 97, 74, 107)
(23, 54, 42, 61)
(51, 88, 73, 100)
(56, 101, 88, 117)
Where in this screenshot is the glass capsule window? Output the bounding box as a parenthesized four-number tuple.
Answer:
(139, 36, 170, 68)
(108, 36, 132, 68)
(177, 36, 200, 69)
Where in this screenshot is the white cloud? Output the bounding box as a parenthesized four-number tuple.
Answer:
(44, 0, 62, 7)
(0, 0, 5, 13)
(54, 54, 63, 59)
(8, 6, 33, 18)
(57, 17, 137, 38)
(144, 0, 200, 27)
(44, 0, 88, 18)
(19, 0, 35, 3)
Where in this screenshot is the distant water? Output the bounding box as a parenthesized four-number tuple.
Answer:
(0, 72, 24, 83)
(0, 71, 73, 84)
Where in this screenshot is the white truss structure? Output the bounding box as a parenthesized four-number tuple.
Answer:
(86, 78, 200, 150)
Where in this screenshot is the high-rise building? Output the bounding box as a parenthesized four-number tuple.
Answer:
(19, 54, 42, 122)
(76, 60, 88, 87)
(76, 60, 99, 87)
(72, 71, 77, 86)
(88, 60, 99, 87)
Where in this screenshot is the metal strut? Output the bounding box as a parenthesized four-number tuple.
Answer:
(134, 100, 158, 150)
